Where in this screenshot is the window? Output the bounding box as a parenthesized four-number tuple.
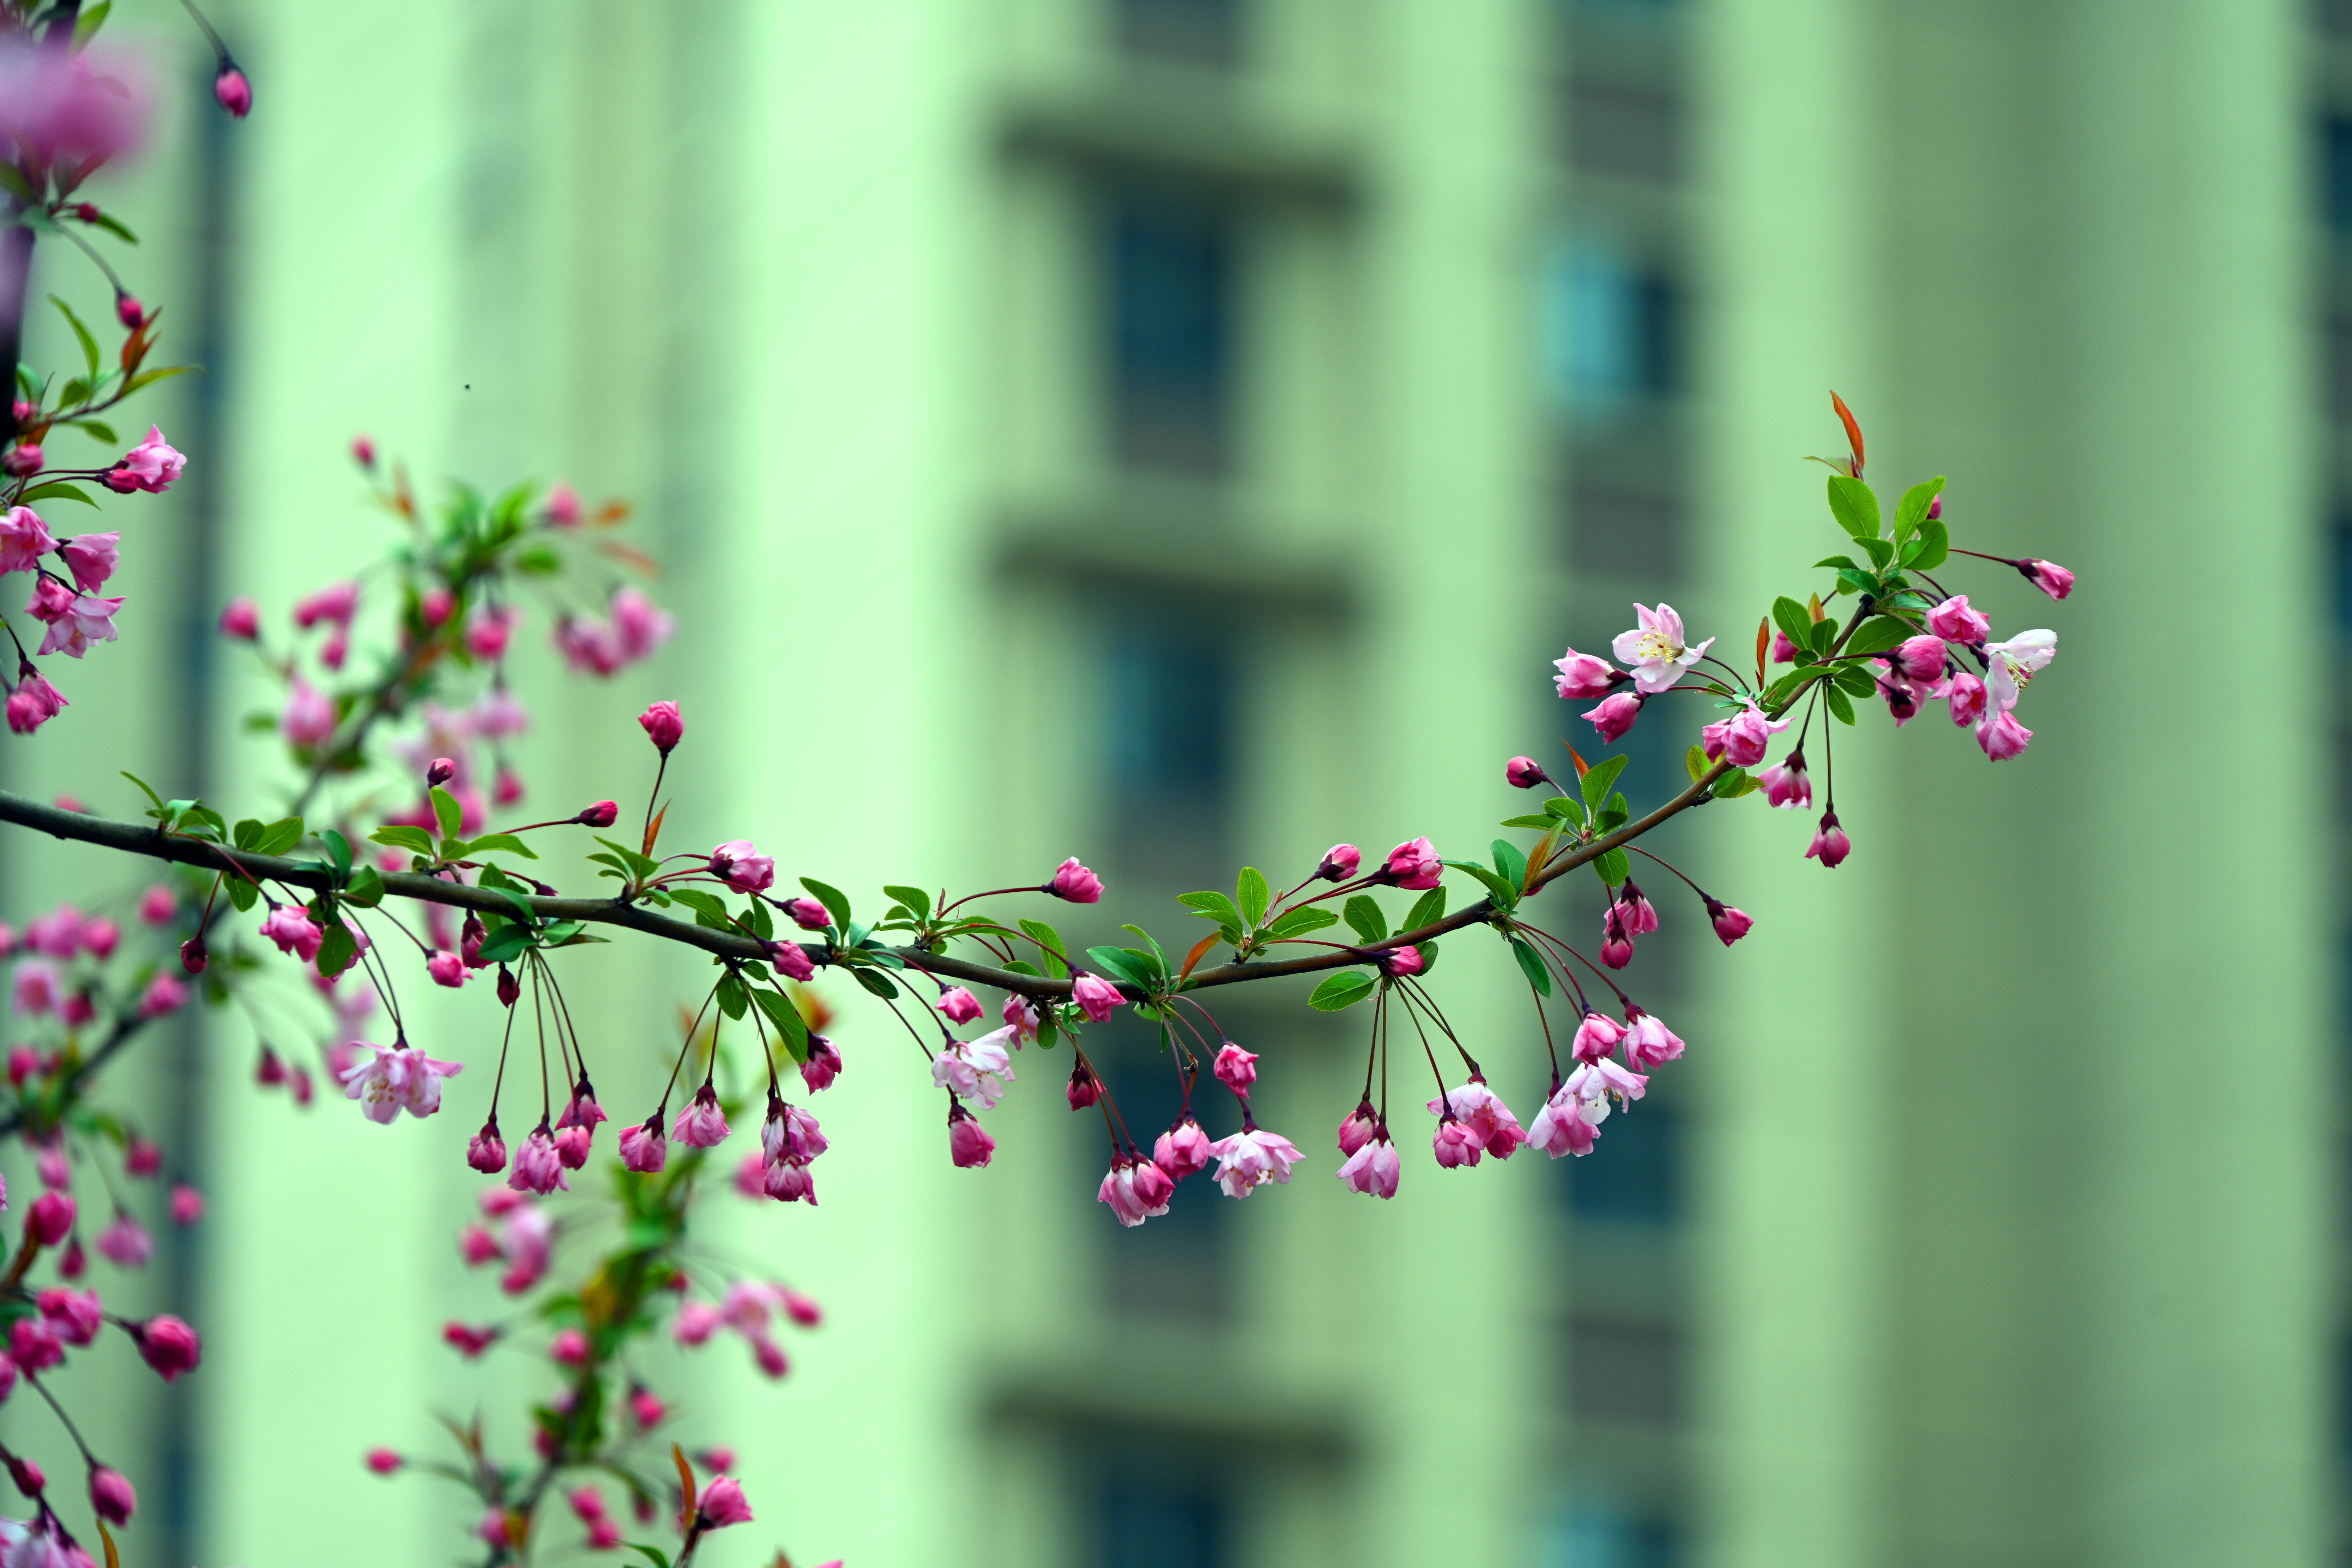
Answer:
(1566, 77, 1684, 183)
(1095, 1466, 1231, 1568)
(1543, 241, 1681, 419)
(1103, 611, 1236, 876)
(1565, 1100, 1680, 1227)
(2326, 116, 2352, 237)
(1567, 1314, 1687, 1426)
(1114, 0, 1243, 67)
(1544, 1503, 1683, 1568)
(1106, 195, 1238, 475)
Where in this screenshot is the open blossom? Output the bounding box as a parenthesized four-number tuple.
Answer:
(761, 1103, 826, 1164)
(708, 840, 774, 893)
(1611, 603, 1714, 694)
(1805, 810, 1852, 868)
(1207, 1126, 1303, 1199)
(2019, 558, 2074, 600)
(1527, 1081, 1608, 1157)
(1153, 1117, 1212, 1181)
(620, 1120, 667, 1173)
(801, 1035, 844, 1092)
(698, 1476, 753, 1529)
(1551, 647, 1623, 701)
(1050, 856, 1104, 902)
(1002, 994, 1040, 1046)
(0, 507, 54, 572)
(60, 533, 118, 593)
(509, 1129, 568, 1194)
(1381, 836, 1442, 890)
(1928, 594, 1990, 643)
(1624, 1009, 1685, 1069)
(1427, 1080, 1526, 1159)
(1977, 709, 2033, 761)
(1212, 1042, 1258, 1095)
(1097, 1156, 1169, 1226)
(280, 680, 336, 748)
(672, 1085, 731, 1148)
(1337, 1134, 1401, 1198)
(611, 587, 672, 661)
(1567, 1056, 1648, 1106)
(1337, 1103, 1379, 1157)
(1701, 703, 1788, 768)
(6, 672, 67, 734)
(260, 904, 324, 962)
(1071, 970, 1123, 1022)
(32, 587, 123, 658)
(1616, 883, 1659, 936)
(1432, 1116, 1484, 1167)
(340, 1043, 462, 1122)
(108, 426, 185, 493)
(1759, 752, 1811, 808)
(936, 987, 982, 1024)
(1984, 628, 2056, 711)
(1572, 1011, 1625, 1063)
(11, 959, 58, 1016)
(931, 1035, 1015, 1110)
(96, 1213, 151, 1268)
(0, 39, 153, 165)
(1584, 691, 1643, 742)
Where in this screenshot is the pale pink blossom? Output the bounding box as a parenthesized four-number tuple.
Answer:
(1616, 883, 1659, 936)
(260, 904, 324, 961)
(338, 1042, 462, 1122)
(1527, 1081, 1607, 1158)
(620, 1121, 667, 1172)
(1206, 1126, 1303, 1199)
(0, 40, 153, 167)
(1623, 1010, 1685, 1068)
(1584, 691, 1643, 742)
(1002, 994, 1041, 1045)
(0, 507, 53, 573)
(1153, 1117, 1212, 1180)
(707, 840, 774, 893)
(466, 607, 515, 660)
(137, 885, 177, 924)
(1984, 628, 2056, 711)
(1337, 1134, 1401, 1198)
(1806, 811, 1851, 868)
(1071, 971, 1123, 1022)
(34, 589, 122, 658)
(108, 427, 183, 493)
(59, 533, 117, 593)
(1337, 1103, 1379, 1157)
(1381, 836, 1442, 890)
(671, 1086, 731, 1148)
(280, 680, 336, 748)
(610, 587, 673, 662)
(1050, 857, 1104, 902)
(761, 1103, 826, 1164)
(948, 1107, 995, 1167)
(472, 688, 528, 738)
(1759, 752, 1812, 809)
(1096, 1157, 1165, 1227)
(1946, 671, 1988, 728)
(136, 973, 185, 1019)
(1567, 1056, 1648, 1106)
(801, 1035, 844, 1093)
(509, 1129, 569, 1194)
(1928, 594, 1990, 643)
(936, 986, 982, 1024)
(1571, 1011, 1625, 1063)
(1976, 709, 2033, 760)
(6, 672, 66, 734)
(1551, 647, 1623, 701)
(1431, 1117, 1484, 1168)
(1700, 703, 1788, 768)
(1611, 602, 1714, 694)
(545, 483, 581, 526)
(1212, 1042, 1258, 1095)
(1426, 1080, 1526, 1159)
(930, 1035, 1015, 1110)
(11, 959, 58, 1016)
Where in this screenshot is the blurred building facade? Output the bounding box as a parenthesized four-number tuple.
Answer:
(2, 1, 2328, 1566)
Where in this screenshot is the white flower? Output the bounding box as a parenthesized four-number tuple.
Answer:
(930, 1033, 1015, 1109)
(1565, 1056, 1647, 1107)
(1610, 603, 1715, 695)
(1984, 628, 2055, 711)
(338, 1042, 462, 1124)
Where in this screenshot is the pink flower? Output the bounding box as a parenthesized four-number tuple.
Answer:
(628, 1388, 667, 1426)
(88, 1466, 135, 1525)
(801, 1036, 843, 1093)
(365, 1447, 403, 1475)
(96, 1213, 150, 1268)
(6, 672, 67, 734)
(1976, 709, 2033, 761)
(1379, 944, 1426, 977)
(671, 1085, 731, 1148)
(930, 1033, 1015, 1109)
(1506, 756, 1550, 789)
(1153, 1117, 1212, 1180)
(1318, 844, 1361, 881)
(1381, 836, 1442, 891)
(1600, 913, 1634, 971)
(38, 1288, 100, 1344)
(279, 680, 336, 748)
(550, 1328, 591, 1366)
(218, 597, 260, 640)
(1928, 594, 1990, 643)
(1551, 647, 1623, 701)
(132, 1314, 200, 1380)
(2, 442, 38, 477)
(214, 65, 252, 117)
(260, 904, 323, 961)
(1584, 691, 1644, 742)
(339, 1041, 463, 1122)
(638, 699, 684, 753)
(1337, 1103, 1379, 1157)
(28, 1189, 74, 1246)
(936, 986, 982, 1024)
(109, 426, 186, 493)
(1002, 995, 1041, 1046)
(0, 507, 55, 572)
(292, 581, 359, 629)
(1572, 1011, 1625, 1063)
(1759, 752, 1811, 809)
(1805, 810, 1851, 868)
(1984, 629, 2056, 712)
(1072, 971, 1123, 1022)
(1611, 602, 1714, 694)
(1771, 630, 1800, 663)
(783, 896, 830, 930)
(1616, 883, 1659, 936)
(766, 940, 815, 982)
(620, 1121, 667, 1172)
(509, 1129, 569, 1194)
(1623, 1009, 1685, 1068)
(1892, 634, 1947, 683)
(1130, 1157, 1175, 1215)
(761, 1103, 827, 1164)
(948, 1106, 995, 1168)
(117, 293, 145, 329)
(708, 840, 773, 893)
(169, 1184, 202, 1225)
(1946, 671, 1987, 727)
(1050, 856, 1104, 902)
(1067, 1059, 1101, 1109)
(11, 959, 58, 1015)
(34, 589, 123, 658)
(9, 1317, 60, 1374)
(467, 1124, 508, 1174)
(697, 1476, 753, 1529)
(762, 1158, 816, 1204)
(125, 1137, 162, 1177)
(2019, 558, 2074, 599)
(1206, 1126, 1303, 1199)
(1527, 1081, 1607, 1158)
(1431, 1117, 1484, 1168)
(1212, 1042, 1258, 1095)
(1426, 1080, 1526, 1159)
(0, 40, 154, 167)
(1700, 703, 1788, 768)
(1337, 1134, 1400, 1198)
(426, 950, 468, 988)
(59, 533, 117, 593)
(138, 885, 177, 924)
(1096, 1156, 1166, 1227)
(545, 483, 582, 526)
(610, 588, 673, 662)
(1567, 1056, 1648, 1107)
(466, 607, 514, 660)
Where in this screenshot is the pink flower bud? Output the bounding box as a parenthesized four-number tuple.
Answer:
(420, 586, 454, 628)
(2019, 558, 2074, 600)
(550, 1328, 590, 1366)
(1154, 1116, 1212, 1179)
(1551, 647, 1623, 700)
(936, 987, 982, 1024)
(38, 1289, 100, 1345)
(3, 444, 40, 478)
(1337, 1103, 1379, 1157)
(138, 885, 177, 924)
(1505, 756, 1548, 789)
(1926, 593, 1990, 644)
(671, 1086, 730, 1149)
(509, 1129, 569, 1194)
(569, 1485, 611, 1522)
(1049, 856, 1103, 903)
(697, 1476, 753, 1529)
(1071, 971, 1122, 1023)
(28, 1190, 74, 1245)
(6, 1455, 38, 1495)
(443, 1322, 496, 1357)
(554, 1123, 592, 1168)
(97, 1212, 151, 1267)
(364, 1448, 402, 1476)
(765, 940, 814, 983)
(425, 755, 455, 787)
(638, 699, 684, 753)
(620, 1120, 668, 1173)
(783, 896, 830, 930)
(214, 66, 252, 117)
(1379, 836, 1442, 891)
(1771, 630, 1799, 663)
(1758, 753, 1811, 810)
(89, 1466, 135, 1525)
(109, 427, 184, 493)
(800, 1036, 843, 1094)
(575, 799, 618, 828)
(1805, 810, 1851, 869)
(256, 1047, 286, 1087)
(1892, 634, 1947, 683)
(467, 1123, 508, 1174)
(7, 1318, 59, 1373)
(947, 1105, 995, 1168)
(628, 1387, 667, 1427)
(1583, 691, 1644, 742)
(1381, 944, 1427, 977)
(125, 1137, 162, 1178)
(351, 436, 376, 469)
(1318, 844, 1360, 881)
(1212, 1042, 1257, 1095)
(132, 1314, 201, 1381)
(115, 290, 145, 328)
(427, 949, 468, 988)
(1129, 1157, 1175, 1212)
(545, 483, 582, 527)
(708, 839, 774, 893)
(496, 965, 520, 1007)
(1066, 1059, 1100, 1110)
(169, 1183, 203, 1225)
(1975, 709, 2033, 761)
(5, 673, 66, 735)
(180, 936, 207, 974)
(60, 532, 119, 593)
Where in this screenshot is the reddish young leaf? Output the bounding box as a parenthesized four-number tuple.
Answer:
(1831, 389, 1865, 476)
(1178, 932, 1222, 984)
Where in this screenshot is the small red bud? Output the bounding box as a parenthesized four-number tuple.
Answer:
(426, 756, 456, 787)
(352, 436, 376, 469)
(72, 204, 97, 223)
(214, 65, 252, 119)
(115, 293, 144, 329)
(179, 937, 207, 974)
(575, 800, 618, 828)
(496, 965, 520, 1008)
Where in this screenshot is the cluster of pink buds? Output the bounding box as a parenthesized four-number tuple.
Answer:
(673, 1279, 821, 1380)
(554, 586, 672, 676)
(458, 1188, 553, 1295)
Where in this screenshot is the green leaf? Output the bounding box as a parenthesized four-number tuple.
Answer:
(882, 885, 931, 922)
(1085, 946, 1152, 989)
(592, 837, 661, 880)
(225, 876, 258, 912)
(50, 295, 98, 382)
(232, 818, 260, 851)
(1489, 839, 1528, 893)
(85, 213, 135, 246)
(344, 865, 385, 907)
(1414, 941, 1440, 978)
(1592, 847, 1630, 887)
(321, 827, 350, 872)
(1581, 754, 1630, 811)
(1178, 891, 1244, 930)
(464, 832, 540, 860)
(1444, 859, 1517, 908)
(851, 966, 900, 1000)
(14, 482, 92, 508)
(799, 877, 852, 930)
(369, 825, 435, 857)
(1016, 918, 1068, 978)
(1500, 814, 1554, 830)
(1814, 554, 1861, 571)
(476, 925, 533, 965)
(430, 786, 463, 842)
(1859, 536, 1896, 570)
(120, 771, 165, 814)
(1827, 475, 1881, 540)
(1118, 925, 1170, 977)
(1510, 937, 1553, 996)
(1342, 896, 1387, 945)
(1402, 885, 1448, 933)
(1841, 615, 1909, 658)
(1809, 615, 1839, 653)
(1714, 768, 1760, 798)
(1544, 794, 1584, 822)
(1826, 684, 1856, 725)
(1771, 595, 1813, 651)
(622, 1545, 673, 1568)
(1263, 905, 1338, 939)
(315, 922, 358, 978)
(1684, 745, 1708, 783)
(1893, 475, 1944, 546)
(714, 974, 749, 1020)
(668, 888, 728, 922)
(753, 987, 810, 1062)
(1307, 971, 1377, 1011)
(1235, 866, 1270, 928)
(1835, 567, 1879, 598)
(1832, 663, 1879, 698)
(120, 366, 196, 398)
(71, 2, 111, 47)
(1906, 517, 1949, 571)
